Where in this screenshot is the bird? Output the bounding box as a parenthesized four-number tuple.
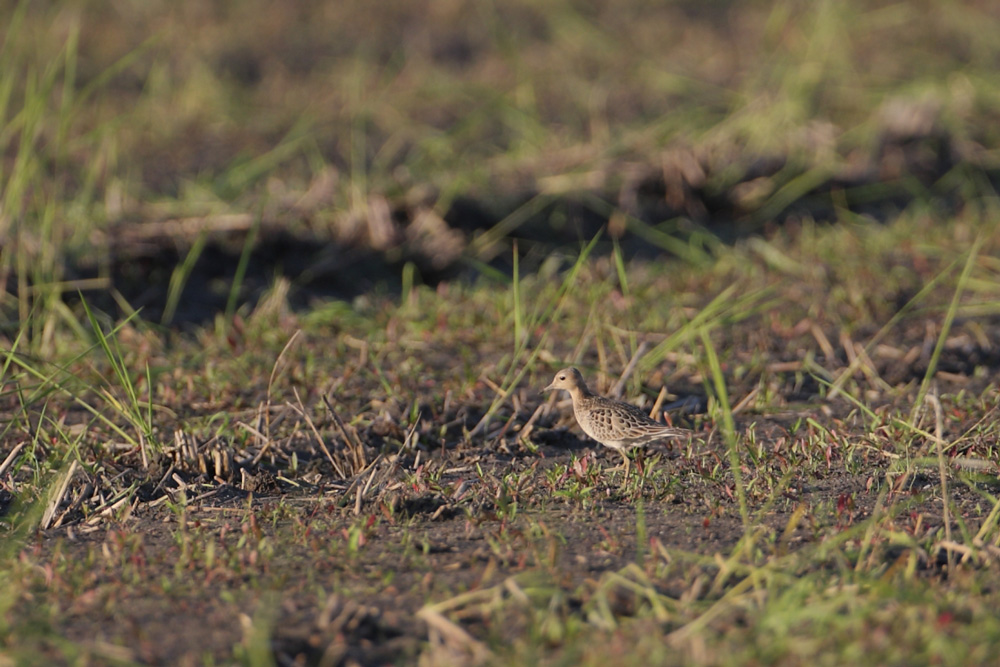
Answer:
(543, 367, 689, 475)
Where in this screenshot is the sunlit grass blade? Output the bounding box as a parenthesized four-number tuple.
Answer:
(612, 238, 638, 379)
(637, 283, 775, 376)
(698, 327, 747, 529)
(909, 236, 982, 425)
(471, 230, 604, 436)
(163, 229, 209, 326)
(466, 194, 554, 261)
(827, 252, 963, 400)
(513, 239, 523, 347)
(226, 209, 262, 320)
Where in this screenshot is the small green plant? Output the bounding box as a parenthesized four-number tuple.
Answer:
(81, 297, 160, 463)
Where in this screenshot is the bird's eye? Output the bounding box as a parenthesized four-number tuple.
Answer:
(559, 375, 565, 380)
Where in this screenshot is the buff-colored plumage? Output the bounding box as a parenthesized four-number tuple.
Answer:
(544, 367, 688, 473)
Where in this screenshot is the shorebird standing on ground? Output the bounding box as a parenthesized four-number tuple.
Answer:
(543, 367, 689, 475)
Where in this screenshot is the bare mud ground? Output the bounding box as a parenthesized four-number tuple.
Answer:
(11, 322, 1000, 665)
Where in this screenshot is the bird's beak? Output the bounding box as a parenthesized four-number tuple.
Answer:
(542, 382, 555, 394)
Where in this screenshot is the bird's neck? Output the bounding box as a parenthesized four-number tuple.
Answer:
(570, 385, 593, 401)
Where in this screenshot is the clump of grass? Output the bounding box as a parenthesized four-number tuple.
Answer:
(79, 298, 159, 464)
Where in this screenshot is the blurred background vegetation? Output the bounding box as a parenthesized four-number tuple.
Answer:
(2, 0, 999, 327)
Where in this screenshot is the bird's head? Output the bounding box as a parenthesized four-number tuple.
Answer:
(543, 367, 586, 395)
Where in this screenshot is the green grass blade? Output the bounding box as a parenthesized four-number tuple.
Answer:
(163, 229, 209, 326)
(699, 327, 748, 529)
(909, 236, 982, 424)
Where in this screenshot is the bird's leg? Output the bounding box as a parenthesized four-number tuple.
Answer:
(634, 449, 645, 475)
(621, 450, 631, 479)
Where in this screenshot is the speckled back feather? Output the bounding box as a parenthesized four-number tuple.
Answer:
(573, 394, 688, 452)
